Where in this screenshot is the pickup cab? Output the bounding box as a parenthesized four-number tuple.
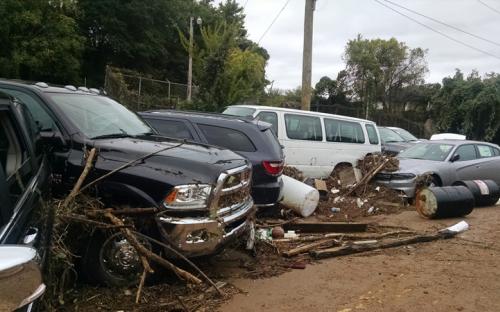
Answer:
(0, 80, 255, 286)
(0, 92, 51, 309)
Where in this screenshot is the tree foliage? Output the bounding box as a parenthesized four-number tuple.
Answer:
(182, 21, 267, 111)
(431, 70, 500, 143)
(0, 0, 84, 84)
(343, 35, 428, 116)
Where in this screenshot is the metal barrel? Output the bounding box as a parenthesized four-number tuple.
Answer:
(415, 186, 474, 219)
(452, 180, 500, 207)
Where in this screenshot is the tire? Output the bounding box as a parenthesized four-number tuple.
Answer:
(80, 231, 150, 287)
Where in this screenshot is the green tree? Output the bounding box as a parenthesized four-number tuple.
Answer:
(0, 0, 84, 84)
(185, 22, 267, 111)
(343, 35, 428, 117)
(431, 70, 500, 143)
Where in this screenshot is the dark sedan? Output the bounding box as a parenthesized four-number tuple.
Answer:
(379, 126, 419, 156)
(140, 110, 284, 207)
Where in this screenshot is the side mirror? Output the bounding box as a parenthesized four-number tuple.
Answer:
(40, 130, 66, 149)
(450, 154, 460, 162)
(0, 246, 46, 310)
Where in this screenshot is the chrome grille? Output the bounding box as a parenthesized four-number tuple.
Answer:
(210, 165, 252, 217)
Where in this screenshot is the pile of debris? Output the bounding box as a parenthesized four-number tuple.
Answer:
(254, 219, 469, 265)
(282, 155, 407, 222)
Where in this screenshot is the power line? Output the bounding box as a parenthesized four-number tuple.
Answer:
(257, 0, 292, 44)
(243, 0, 250, 9)
(382, 0, 500, 47)
(477, 0, 500, 16)
(373, 0, 500, 60)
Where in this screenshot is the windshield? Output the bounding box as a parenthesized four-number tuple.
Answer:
(48, 93, 152, 139)
(222, 106, 256, 117)
(399, 143, 454, 161)
(391, 127, 418, 141)
(379, 127, 405, 143)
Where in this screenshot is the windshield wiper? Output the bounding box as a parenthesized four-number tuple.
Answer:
(91, 133, 132, 140)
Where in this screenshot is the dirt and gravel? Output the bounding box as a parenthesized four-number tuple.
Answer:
(219, 203, 500, 312)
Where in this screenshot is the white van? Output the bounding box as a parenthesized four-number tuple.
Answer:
(223, 105, 381, 178)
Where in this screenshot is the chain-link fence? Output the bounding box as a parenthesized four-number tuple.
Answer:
(104, 66, 192, 111)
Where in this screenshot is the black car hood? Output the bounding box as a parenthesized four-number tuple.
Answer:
(382, 142, 414, 154)
(91, 137, 248, 186)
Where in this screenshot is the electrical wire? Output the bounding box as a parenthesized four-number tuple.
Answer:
(374, 0, 500, 60)
(382, 0, 500, 47)
(257, 0, 292, 44)
(243, 0, 250, 9)
(477, 0, 500, 16)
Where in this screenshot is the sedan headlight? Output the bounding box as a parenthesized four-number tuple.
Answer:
(163, 184, 212, 209)
(391, 173, 416, 179)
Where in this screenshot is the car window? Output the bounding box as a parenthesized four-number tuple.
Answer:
(0, 88, 57, 131)
(494, 147, 500, 157)
(0, 110, 34, 205)
(454, 144, 477, 161)
(222, 106, 256, 117)
(198, 124, 256, 152)
(284, 114, 322, 141)
(325, 118, 365, 143)
(477, 145, 494, 158)
(378, 127, 405, 143)
(146, 118, 193, 140)
(365, 124, 379, 144)
(256, 111, 278, 135)
(399, 143, 453, 161)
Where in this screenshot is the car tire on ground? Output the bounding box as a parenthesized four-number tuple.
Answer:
(80, 231, 149, 287)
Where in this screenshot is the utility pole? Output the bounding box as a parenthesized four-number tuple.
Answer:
(187, 16, 202, 102)
(301, 0, 316, 111)
(187, 16, 194, 102)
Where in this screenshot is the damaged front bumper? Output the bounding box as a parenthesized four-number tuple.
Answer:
(155, 198, 255, 257)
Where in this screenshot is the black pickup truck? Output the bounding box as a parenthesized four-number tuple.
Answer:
(0, 80, 255, 286)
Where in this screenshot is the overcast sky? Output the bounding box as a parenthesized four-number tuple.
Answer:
(215, 0, 500, 90)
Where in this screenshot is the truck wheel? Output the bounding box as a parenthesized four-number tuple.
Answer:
(81, 231, 150, 287)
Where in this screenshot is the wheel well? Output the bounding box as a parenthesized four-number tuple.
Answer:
(431, 174, 443, 186)
(334, 162, 353, 171)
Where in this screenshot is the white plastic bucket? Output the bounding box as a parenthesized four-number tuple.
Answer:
(281, 175, 320, 217)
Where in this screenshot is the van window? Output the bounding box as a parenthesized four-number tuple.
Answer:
(198, 124, 256, 152)
(284, 114, 322, 141)
(325, 118, 365, 144)
(365, 124, 379, 144)
(256, 111, 278, 135)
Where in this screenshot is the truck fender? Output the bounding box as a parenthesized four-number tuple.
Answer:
(98, 182, 159, 208)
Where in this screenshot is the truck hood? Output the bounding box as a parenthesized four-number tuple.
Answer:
(91, 137, 248, 186)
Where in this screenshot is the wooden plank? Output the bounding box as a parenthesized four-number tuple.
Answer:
(282, 238, 340, 257)
(283, 222, 368, 233)
(310, 232, 453, 259)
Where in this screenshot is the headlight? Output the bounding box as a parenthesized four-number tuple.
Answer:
(163, 184, 212, 209)
(392, 173, 416, 179)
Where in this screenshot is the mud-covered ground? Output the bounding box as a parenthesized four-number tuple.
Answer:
(220, 203, 500, 312)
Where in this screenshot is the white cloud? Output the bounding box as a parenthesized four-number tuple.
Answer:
(217, 0, 500, 89)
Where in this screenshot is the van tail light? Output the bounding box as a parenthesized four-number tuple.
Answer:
(262, 160, 284, 176)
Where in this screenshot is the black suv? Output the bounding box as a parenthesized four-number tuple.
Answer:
(140, 110, 284, 207)
(0, 92, 51, 310)
(0, 80, 255, 286)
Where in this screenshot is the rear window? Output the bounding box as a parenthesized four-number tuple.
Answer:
(477, 145, 494, 158)
(284, 114, 322, 141)
(146, 118, 193, 140)
(256, 111, 278, 135)
(198, 124, 256, 152)
(263, 128, 283, 157)
(325, 118, 365, 144)
(365, 124, 379, 144)
(223, 106, 256, 117)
